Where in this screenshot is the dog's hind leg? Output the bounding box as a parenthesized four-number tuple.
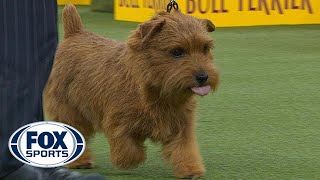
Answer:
(65, 120, 95, 170)
(45, 100, 95, 169)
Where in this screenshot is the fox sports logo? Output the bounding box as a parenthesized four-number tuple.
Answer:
(8, 121, 85, 168)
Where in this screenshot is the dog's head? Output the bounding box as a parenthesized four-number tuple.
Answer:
(128, 11, 219, 99)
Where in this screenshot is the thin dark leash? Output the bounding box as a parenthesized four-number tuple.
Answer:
(166, 0, 179, 13)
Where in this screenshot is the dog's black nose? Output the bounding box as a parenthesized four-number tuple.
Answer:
(196, 72, 208, 84)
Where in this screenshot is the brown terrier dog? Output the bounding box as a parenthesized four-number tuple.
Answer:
(44, 4, 219, 179)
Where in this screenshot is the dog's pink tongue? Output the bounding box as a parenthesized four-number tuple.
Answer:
(191, 85, 211, 96)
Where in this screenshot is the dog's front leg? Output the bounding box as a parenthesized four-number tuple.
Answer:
(162, 124, 205, 179)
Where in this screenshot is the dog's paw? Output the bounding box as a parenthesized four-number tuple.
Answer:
(75, 162, 94, 169)
(65, 161, 94, 169)
(112, 153, 145, 169)
(174, 163, 205, 179)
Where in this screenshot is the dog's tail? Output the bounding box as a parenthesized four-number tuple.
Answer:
(62, 4, 84, 38)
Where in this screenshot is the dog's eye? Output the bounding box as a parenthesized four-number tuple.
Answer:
(203, 45, 210, 54)
(170, 48, 185, 58)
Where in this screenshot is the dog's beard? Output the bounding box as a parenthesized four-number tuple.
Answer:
(146, 69, 217, 99)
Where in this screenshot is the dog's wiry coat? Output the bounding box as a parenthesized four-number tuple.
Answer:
(44, 4, 219, 178)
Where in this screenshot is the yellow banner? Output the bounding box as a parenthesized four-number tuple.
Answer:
(58, 0, 91, 5)
(115, 0, 320, 27)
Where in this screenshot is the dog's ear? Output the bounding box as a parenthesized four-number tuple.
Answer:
(139, 18, 166, 42)
(202, 19, 215, 32)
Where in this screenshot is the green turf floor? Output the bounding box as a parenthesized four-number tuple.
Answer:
(57, 6, 320, 180)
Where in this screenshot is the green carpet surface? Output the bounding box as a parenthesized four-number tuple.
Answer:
(57, 6, 320, 180)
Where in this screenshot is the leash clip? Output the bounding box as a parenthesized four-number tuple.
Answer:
(167, 0, 179, 13)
